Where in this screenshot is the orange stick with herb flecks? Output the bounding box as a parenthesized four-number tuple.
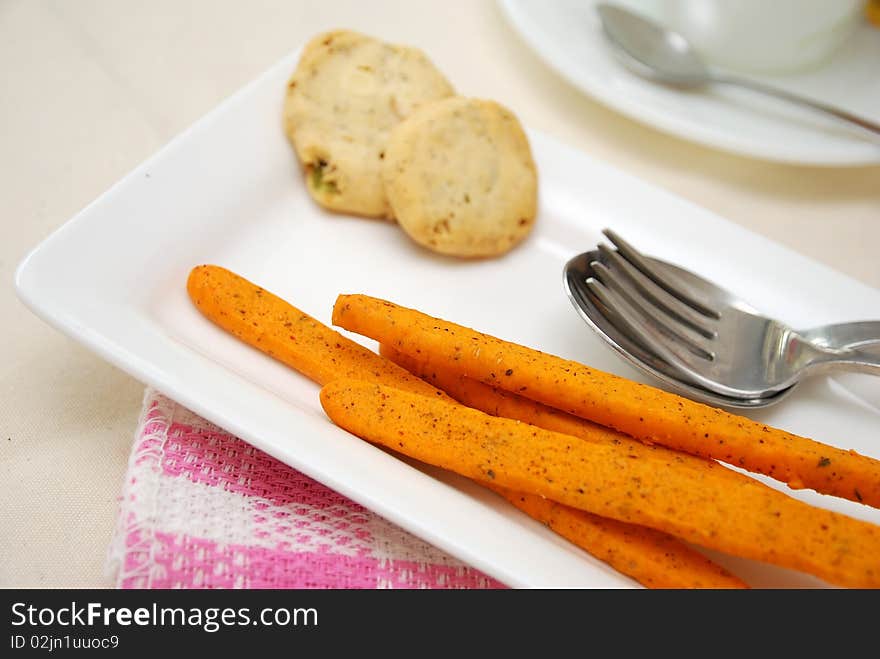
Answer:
(382, 349, 750, 587)
(186, 265, 442, 395)
(489, 485, 745, 588)
(381, 344, 753, 488)
(186, 265, 747, 588)
(333, 294, 880, 508)
(320, 378, 880, 588)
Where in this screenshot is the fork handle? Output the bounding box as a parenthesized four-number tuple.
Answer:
(801, 321, 880, 353)
(808, 346, 880, 377)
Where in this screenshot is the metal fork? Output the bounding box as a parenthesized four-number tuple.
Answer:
(565, 229, 880, 402)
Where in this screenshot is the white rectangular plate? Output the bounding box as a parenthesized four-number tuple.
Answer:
(17, 50, 880, 588)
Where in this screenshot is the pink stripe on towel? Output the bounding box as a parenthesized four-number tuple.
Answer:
(108, 389, 504, 589)
(122, 532, 499, 589)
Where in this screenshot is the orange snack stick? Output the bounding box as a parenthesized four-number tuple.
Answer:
(186, 265, 745, 588)
(379, 352, 747, 587)
(187, 265, 442, 395)
(381, 344, 614, 440)
(382, 344, 750, 487)
(320, 379, 880, 588)
(488, 485, 745, 588)
(334, 294, 880, 508)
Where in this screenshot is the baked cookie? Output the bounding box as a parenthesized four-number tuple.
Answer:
(382, 97, 537, 257)
(283, 30, 454, 218)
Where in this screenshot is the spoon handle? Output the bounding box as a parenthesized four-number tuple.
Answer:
(716, 75, 880, 142)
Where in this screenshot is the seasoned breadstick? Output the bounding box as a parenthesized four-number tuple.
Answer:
(334, 294, 880, 508)
(320, 379, 880, 588)
(381, 344, 748, 488)
(489, 486, 744, 589)
(187, 265, 441, 395)
(381, 345, 759, 586)
(187, 265, 745, 588)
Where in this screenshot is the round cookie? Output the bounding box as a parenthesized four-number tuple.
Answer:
(382, 97, 537, 257)
(283, 30, 454, 218)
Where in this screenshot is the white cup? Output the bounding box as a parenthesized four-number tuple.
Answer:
(626, 0, 864, 74)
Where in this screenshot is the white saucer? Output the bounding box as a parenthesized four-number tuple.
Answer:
(500, 0, 880, 166)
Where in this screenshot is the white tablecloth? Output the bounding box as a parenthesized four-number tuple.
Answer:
(1, 0, 878, 587)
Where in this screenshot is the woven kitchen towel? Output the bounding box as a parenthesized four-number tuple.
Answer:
(107, 389, 503, 589)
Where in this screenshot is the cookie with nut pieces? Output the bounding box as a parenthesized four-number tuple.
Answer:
(382, 96, 537, 257)
(283, 30, 454, 218)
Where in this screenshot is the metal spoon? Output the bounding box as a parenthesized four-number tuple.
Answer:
(564, 249, 880, 408)
(596, 3, 880, 142)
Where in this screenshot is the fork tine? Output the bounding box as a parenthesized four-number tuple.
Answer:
(602, 228, 720, 319)
(590, 261, 714, 361)
(585, 276, 728, 395)
(597, 243, 717, 339)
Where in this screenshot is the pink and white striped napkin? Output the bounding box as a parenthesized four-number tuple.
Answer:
(107, 389, 503, 589)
